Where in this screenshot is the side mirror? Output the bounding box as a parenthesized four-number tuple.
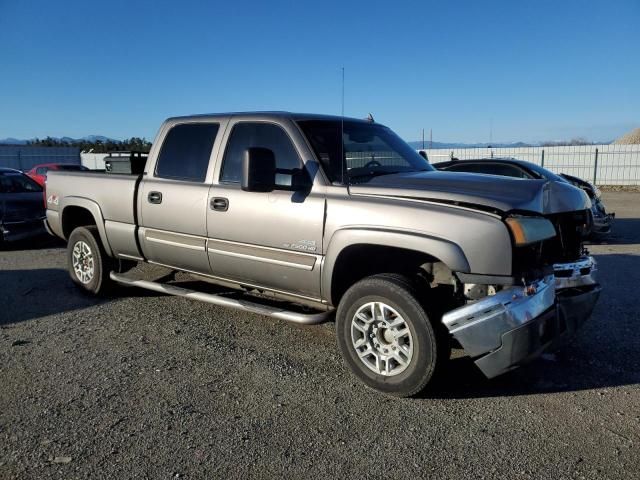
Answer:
(241, 147, 276, 192)
(418, 150, 428, 160)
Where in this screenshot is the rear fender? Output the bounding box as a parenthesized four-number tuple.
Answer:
(60, 197, 113, 256)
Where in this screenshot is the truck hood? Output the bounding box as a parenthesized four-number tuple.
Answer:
(348, 170, 591, 215)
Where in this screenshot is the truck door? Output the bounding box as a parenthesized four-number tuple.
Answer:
(206, 120, 325, 299)
(139, 121, 225, 274)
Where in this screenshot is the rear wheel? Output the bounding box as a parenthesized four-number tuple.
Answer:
(336, 273, 446, 397)
(67, 226, 113, 295)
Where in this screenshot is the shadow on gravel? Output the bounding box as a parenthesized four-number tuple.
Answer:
(422, 252, 640, 399)
(0, 268, 160, 325)
(586, 218, 640, 246)
(425, 353, 639, 400)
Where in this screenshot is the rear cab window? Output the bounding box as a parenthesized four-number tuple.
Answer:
(155, 123, 220, 182)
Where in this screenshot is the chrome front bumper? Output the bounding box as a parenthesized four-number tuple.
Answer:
(443, 275, 556, 378)
(554, 255, 601, 349)
(444, 260, 601, 379)
(554, 256, 597, 290)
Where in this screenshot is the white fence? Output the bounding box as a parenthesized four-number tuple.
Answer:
(421, 144, 640, 185)
(80, 144, 640, 185)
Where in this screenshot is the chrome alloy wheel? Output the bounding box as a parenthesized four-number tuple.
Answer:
(350, 301, 414, 376)
(72, 240, 95, 284)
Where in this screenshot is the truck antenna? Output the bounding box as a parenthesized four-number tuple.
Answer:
(341, 66, 346, 185)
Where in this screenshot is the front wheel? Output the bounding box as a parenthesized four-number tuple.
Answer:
(67, 226, 113, 295)
(336, 274, 446, 397)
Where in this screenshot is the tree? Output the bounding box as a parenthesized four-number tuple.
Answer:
(27, 136, 152, 153)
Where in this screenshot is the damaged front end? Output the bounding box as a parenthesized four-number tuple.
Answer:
(442, 209, 600, 379)
(442, 275, 557, 378)
(553, 255, 601, 348)
(443, 262, 601, 378)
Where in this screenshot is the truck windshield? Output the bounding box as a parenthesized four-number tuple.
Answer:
(297, 120, 433, 183)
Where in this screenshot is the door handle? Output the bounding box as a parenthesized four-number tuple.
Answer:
(210, 197, 229, 212)
(148, 191, 163, 204)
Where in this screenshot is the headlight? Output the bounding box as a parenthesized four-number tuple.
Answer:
(592, 205, 603, 218)
(505, 216, 556, 246)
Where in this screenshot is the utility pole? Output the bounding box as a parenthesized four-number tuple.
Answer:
(430, 129, 432, 149)
(489, 118, 493, 146)
(422, 128, 425, 149)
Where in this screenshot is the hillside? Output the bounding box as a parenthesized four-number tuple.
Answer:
(613, 128, 640, 145)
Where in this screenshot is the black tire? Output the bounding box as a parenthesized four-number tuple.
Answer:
(67, 226, 114, 295)
(336, 273, 447, 397)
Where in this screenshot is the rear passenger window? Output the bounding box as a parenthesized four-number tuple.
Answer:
(155, 123, 219, 182)
(220, 122, 303, 187)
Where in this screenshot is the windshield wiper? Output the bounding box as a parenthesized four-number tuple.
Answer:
(347, 168, 431, 182)
(347, 170, 403, 183)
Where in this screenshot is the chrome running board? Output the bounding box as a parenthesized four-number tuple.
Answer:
(109, 272, 332, 325)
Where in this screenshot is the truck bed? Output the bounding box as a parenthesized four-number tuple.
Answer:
(45, 170, 143, 259)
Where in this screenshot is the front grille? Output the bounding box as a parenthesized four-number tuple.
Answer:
(512, 243, 553, 280)
(512, 209, 590, 277)
(543, 210, 590, 263)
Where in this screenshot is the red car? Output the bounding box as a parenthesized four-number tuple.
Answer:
(26, 163, 89, 186)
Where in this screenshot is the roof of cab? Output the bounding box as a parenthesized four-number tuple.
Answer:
(165, 111, 374, 124)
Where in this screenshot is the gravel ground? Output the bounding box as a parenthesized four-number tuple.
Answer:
(1, 192, 639, 479)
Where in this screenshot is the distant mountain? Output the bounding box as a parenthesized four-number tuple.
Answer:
(408, 141, 533, 149)
(82, 135, 119, 143)
(0, 137, 29, 145)
(2, 135, 533, 148)
(0, 135, 120, 145)
(2, 135, 597, 149)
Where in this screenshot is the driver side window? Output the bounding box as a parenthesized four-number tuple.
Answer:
(220, 122, 308, 188)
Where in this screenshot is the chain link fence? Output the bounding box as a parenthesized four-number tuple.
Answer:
(421, 144, 640, 185)
(4, 143, 639, 186)
(0, 146, 81, 171)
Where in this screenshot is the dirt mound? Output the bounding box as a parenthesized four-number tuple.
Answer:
(613, 127, 640, 144)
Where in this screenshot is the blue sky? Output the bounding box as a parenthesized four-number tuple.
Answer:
(1, 0, 638, 144)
